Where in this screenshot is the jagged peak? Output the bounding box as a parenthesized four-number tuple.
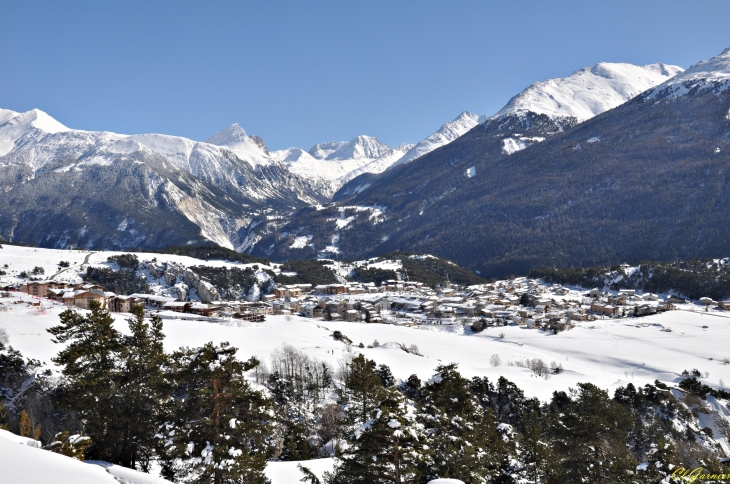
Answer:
(205, 123, 249, 146)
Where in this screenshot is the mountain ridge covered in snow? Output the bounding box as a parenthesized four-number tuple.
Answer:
(492, 62, 684, 124)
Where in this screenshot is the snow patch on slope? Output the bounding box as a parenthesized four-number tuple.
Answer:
(501, 135, 545, 155)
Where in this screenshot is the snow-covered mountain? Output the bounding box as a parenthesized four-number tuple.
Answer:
(273, 116, 483, 194)
(473, 62, 685, 156)
(308, 141, 347, 159)
(646, 47, 730, 99)
(322, 135, 392, 161)
(492, 62, 684, 124)
(391, 111, 481, 168)
(0, 109, 325, 251)
(272, 136, 411, 196)
(204, 123, 271, 162)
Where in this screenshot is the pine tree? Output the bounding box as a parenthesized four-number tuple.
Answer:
(513, 408, 559, 483)
(546, 383, 636, 483)
(48, 302, 169, 466)
(339, 354, 386, 429)
(328, 388, 428, 484)
(116, 306, 169, 470)
(159, 342, 271, 484)
(18, 409, 41, 440)
(417, 364, 511, 484)
(48, 301, 122, 461)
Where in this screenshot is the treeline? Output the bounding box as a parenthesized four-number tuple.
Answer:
(530, 258, 730, 300)
(84, 254, 149, 294)
(0, 303, 726, 483)
(188, 265, 273, 300)
(351, 253, 485, 288)
(275, 259, 339, 286)
(152, 244, 270, 265)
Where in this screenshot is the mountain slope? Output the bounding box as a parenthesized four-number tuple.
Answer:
(254, 53, 730, 276)
(334, 61, 682, 202)
(0, 110, 325, 251)
(271, 136, 406, 196)
(494, 62, 684, 123)
(390, 111, 481, 167)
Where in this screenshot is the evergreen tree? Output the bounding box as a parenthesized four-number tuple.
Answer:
(340, 354, 386, 429)
(48, 302, 169, 466)
(279, 421, 313, 461)
(44, 431, 93, 460)
(418, 364, 511, 483)
(116, 306, 169, 470)
(48, 302, 122, 461)
(513, 408, 560, 484)
(546, 383, 636, 483)
(328, 388, 428, 484)
(159, 342, 271, 484)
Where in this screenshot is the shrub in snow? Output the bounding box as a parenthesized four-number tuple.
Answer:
(489, 354, 501, 367)
(45, 431, 92, 460)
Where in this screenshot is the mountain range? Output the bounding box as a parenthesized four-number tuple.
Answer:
(7, 49, 727, 278)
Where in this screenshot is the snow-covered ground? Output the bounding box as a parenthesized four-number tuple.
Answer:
(0, 244, 276, 288)
(0, 429, 171, 484)
(2, 290, 729, 403)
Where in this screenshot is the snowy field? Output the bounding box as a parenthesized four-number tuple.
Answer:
(2, 291, 728, 403)
(2, 298, 729, 481)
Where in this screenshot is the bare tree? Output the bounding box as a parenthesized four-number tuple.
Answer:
(489, 354, 502, 367)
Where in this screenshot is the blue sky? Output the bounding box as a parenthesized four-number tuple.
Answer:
(1, 1, 729, 150)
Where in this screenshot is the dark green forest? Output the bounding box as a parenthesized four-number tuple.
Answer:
(530, 258, 730, 301)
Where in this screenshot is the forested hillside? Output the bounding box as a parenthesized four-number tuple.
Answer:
(531, 258, 730, 301)
(262, 84, 730, 279)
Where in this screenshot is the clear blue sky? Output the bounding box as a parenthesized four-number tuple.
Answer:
(1, 1, 729, 150)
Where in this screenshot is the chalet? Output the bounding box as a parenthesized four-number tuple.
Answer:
(189, 304, 221, 317)
(73, 289, 107, 309)
(325, 285, 346, 295)
(233, 311, 265, 322)
(113, 295, 145, 313)
(163, 301, 191, 313)
(374, 298, 391, 312)
(634, 305, 657, 317)
(590, 302, 605, 314)
(344, 309, 361, 322)
(700, 297, 717, 306)
(47, 288, 67, 302)
(239, 302, 273, 315)
(602, 305, 619, 316)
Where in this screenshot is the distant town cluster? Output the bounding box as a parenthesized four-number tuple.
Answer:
(5, 272, 700, 333)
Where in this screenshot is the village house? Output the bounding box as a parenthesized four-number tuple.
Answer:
(72, 289, 107, 310)
(189, 303, 222, 317)
(163, 301, 191, 313)
(111, 295, 146, 313)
